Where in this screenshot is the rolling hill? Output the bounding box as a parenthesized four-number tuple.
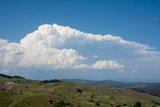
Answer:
(64, 79, 160, 97)
(0, 74, 160, 107)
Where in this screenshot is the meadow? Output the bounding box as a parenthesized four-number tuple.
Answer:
(0, 75, 160, 107)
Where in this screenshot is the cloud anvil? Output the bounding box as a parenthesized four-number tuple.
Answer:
(0, 24, 160, 73)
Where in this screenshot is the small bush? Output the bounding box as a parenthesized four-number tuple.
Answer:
(88, 99, 95, 102)
(151, 100, 160, 105)
(78, 105, 81, 107)
(27, 102, 30, 105)
(133, 101, 141, 107)
(110, 96, 115, 100)
(49, 99, 53, 104)
(116, 105, 122, 107)
(95, 102, 100, 106)
(54, 100, 70, 107)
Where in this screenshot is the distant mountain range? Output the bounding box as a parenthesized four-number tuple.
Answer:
(63, 79, 160, 97)
(0, 74, 25, 79)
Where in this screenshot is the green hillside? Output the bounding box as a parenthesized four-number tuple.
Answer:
(0, 76, 160, 107)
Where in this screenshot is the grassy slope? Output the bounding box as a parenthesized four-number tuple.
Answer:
(0, 77, 160, 107)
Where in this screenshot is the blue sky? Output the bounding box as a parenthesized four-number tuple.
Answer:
(0, 0, 160, 49)
(0, 0, 160, 81)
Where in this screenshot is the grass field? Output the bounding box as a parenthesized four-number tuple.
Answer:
(0, 76, 160, 107)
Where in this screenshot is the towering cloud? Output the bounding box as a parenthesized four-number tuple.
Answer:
(0, 24, 160, 74)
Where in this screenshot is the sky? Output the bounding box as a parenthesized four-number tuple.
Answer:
(0, 0, 160, 81)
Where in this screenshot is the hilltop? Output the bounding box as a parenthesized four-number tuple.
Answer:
(64, 79, 160, 97)
(0, 74, 160, 107)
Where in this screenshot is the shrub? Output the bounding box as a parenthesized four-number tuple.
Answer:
(110, 96, 115, 100)
(134, 101, 141, 107)
(27, 102, 30, 105)
(54, 100, 70, 107)
(78, 105, 81, 107)
(76, 88, 83, 93)
(116, 105, 122, 107)
(49, 99, 53, 104)
(95, 102, 100, 106)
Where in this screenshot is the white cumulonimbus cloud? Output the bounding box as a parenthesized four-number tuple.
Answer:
(0, 23, 160, 73)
